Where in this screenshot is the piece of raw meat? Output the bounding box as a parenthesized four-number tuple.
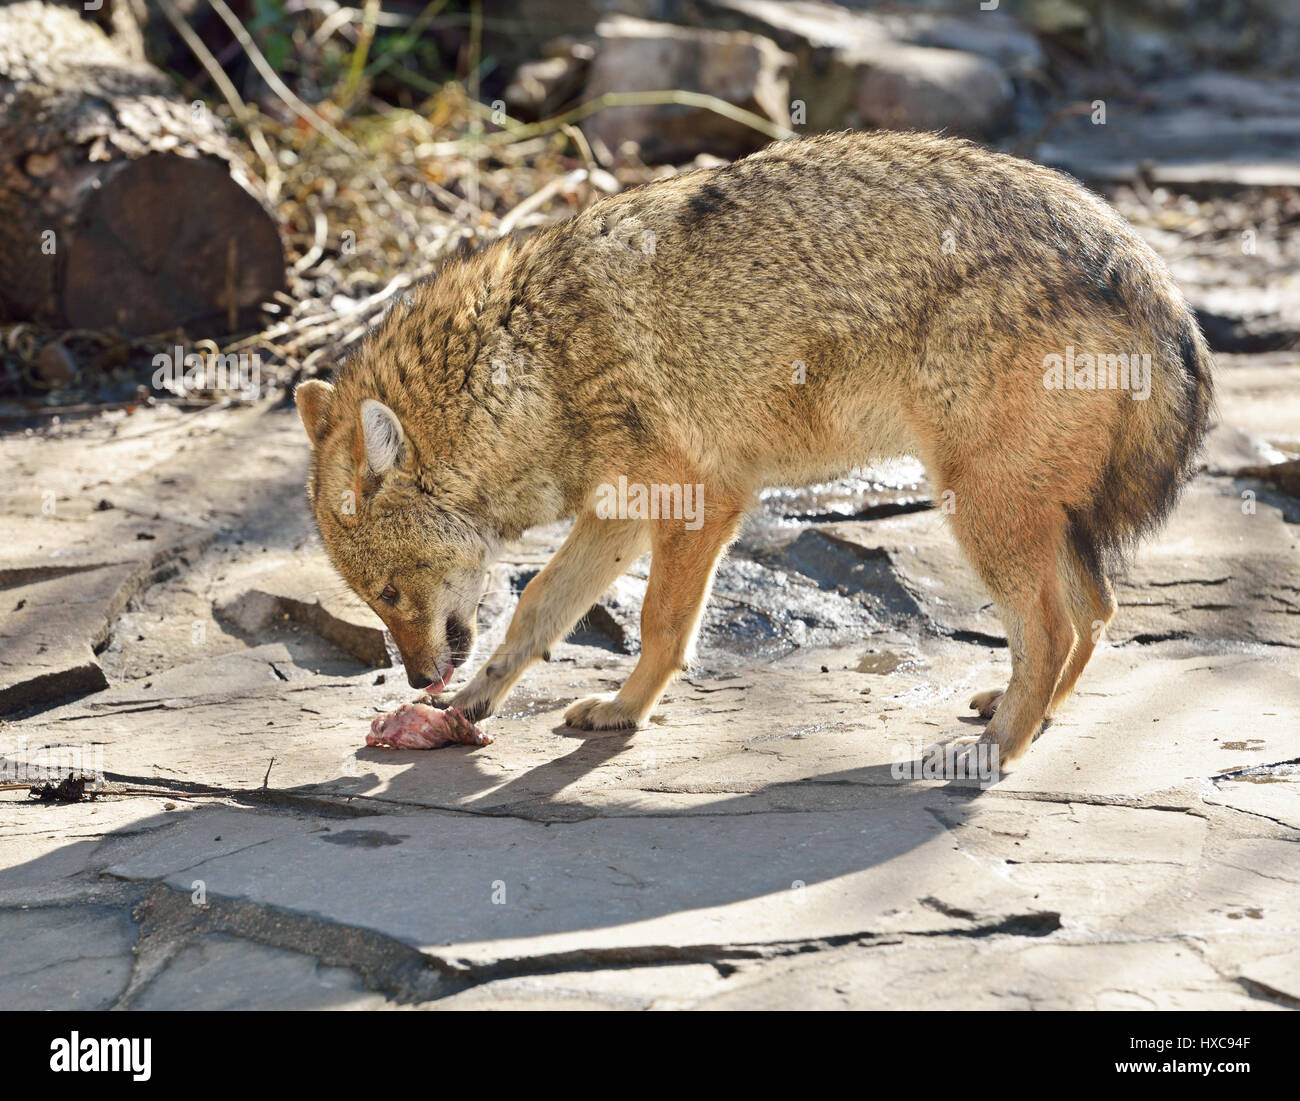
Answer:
(366, 703, 492, 750)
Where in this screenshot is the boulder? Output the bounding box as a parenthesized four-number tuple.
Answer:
(503, 39, 594, 120)
(583, 16, 794, 163)
(854, 44, 1014, 138)
(687, 0, 1029, 135)
(685, 0, 894, 130)
(900, 10, 1045, 75)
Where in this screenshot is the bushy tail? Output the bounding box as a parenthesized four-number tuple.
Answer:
(1067, 306, 1215, 585)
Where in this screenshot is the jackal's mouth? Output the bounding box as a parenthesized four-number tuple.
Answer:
(423, 659, 457, 695)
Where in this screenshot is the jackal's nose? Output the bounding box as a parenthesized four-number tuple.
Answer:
(407, 668, 437, 690)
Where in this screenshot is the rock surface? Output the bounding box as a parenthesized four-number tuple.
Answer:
(1, 343, 1297, 1009)
(582, 16, 794, 163)
(683, 0, 1024, 135)
(0, 232, 1297, 1014)
(854, 43, 1013, 138)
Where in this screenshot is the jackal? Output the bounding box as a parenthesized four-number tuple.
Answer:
(295, 130, 1212, 762)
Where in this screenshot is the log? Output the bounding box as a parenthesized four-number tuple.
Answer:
(0, 0, 285, 336)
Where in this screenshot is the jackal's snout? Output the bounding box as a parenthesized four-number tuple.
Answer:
(398, 611, 475, 691)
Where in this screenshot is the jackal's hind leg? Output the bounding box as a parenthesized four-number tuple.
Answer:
(1048, 545, 1117, 715)
(942, 477, 1076, 763)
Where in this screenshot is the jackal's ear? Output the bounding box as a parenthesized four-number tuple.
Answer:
(294, 380, 334, 448)
(360, 399, 405, 476)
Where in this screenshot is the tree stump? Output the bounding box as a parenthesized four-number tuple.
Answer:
(0, 0, 285, 336)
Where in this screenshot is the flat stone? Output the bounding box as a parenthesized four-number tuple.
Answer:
(687, 0, 893, 129)
(898, 10, 1044, 75)
(988, 644, 1300, 800)
(131, 934, 384, 1010)
(1214, 355, 1300, 454)
(688, 936, 1260, 1010)
(1037, 107, 1300, 189)
(1111, 480, 1300, 647)
(0, 792, 179, 905)
(690, 1, 1025, 136)
(0, 565, 121, 713)
(1205, 774, 1300, 833)
(854, 43, 1013, 138)
(0, 902, 135, 1010)
(214, 554, 389, 667)
(819, 511, 1005, 642)
(0, 511, 212, 714)
(103, 799, 1047, 962)
(1201, 423, 1290, 477)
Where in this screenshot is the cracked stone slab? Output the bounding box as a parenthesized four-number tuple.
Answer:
(0, 791, 181, 906)
(6, 788, 1289, 1010)
(131, 933, 387, 1010)
(0, 403, 316, 544)
(982, 646, 1300, 800)
(685, 935, 1269, 1010)
(0, 902, 136, 1010)
(1205, 773, 1300, 832)
(101, 799, 1052, 964)
(825, 477, 1300, 649)
(14, 635, 1298, 820)
(1110, 481, 1300, 647)
(213, 554, 389, 668)
(80, 789, 1288, 1003)
(820, 512, 1004, 642)
(0, 510, 213, 715)
(3, 365, 1299, 1010)
(927, 801, 1300, 941)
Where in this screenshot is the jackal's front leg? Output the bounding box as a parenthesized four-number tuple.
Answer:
(565, 504, 744, 731)
(449, 512, 648, 722)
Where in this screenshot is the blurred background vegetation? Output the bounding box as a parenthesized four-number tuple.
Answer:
(1, 0, 1296, 411)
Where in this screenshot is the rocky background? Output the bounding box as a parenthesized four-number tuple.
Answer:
(1, 0, 1298, 1010)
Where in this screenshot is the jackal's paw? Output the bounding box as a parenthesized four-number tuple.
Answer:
(564, 694, 644, 731)
(968, 688, 1005, 720)
(946, 730, 1014, 776)
(446, 686, 495, 725)
(975, 716, 1039, 767)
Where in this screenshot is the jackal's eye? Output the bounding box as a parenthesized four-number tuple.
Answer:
(380, 584, 399, 606)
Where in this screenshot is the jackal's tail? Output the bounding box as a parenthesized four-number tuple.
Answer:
(1067, 305, 1215, 585)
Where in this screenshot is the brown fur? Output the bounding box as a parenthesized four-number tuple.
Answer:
(295, 130, 1213, 762)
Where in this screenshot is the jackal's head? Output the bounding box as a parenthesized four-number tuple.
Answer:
(293, 379, 490, 691)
